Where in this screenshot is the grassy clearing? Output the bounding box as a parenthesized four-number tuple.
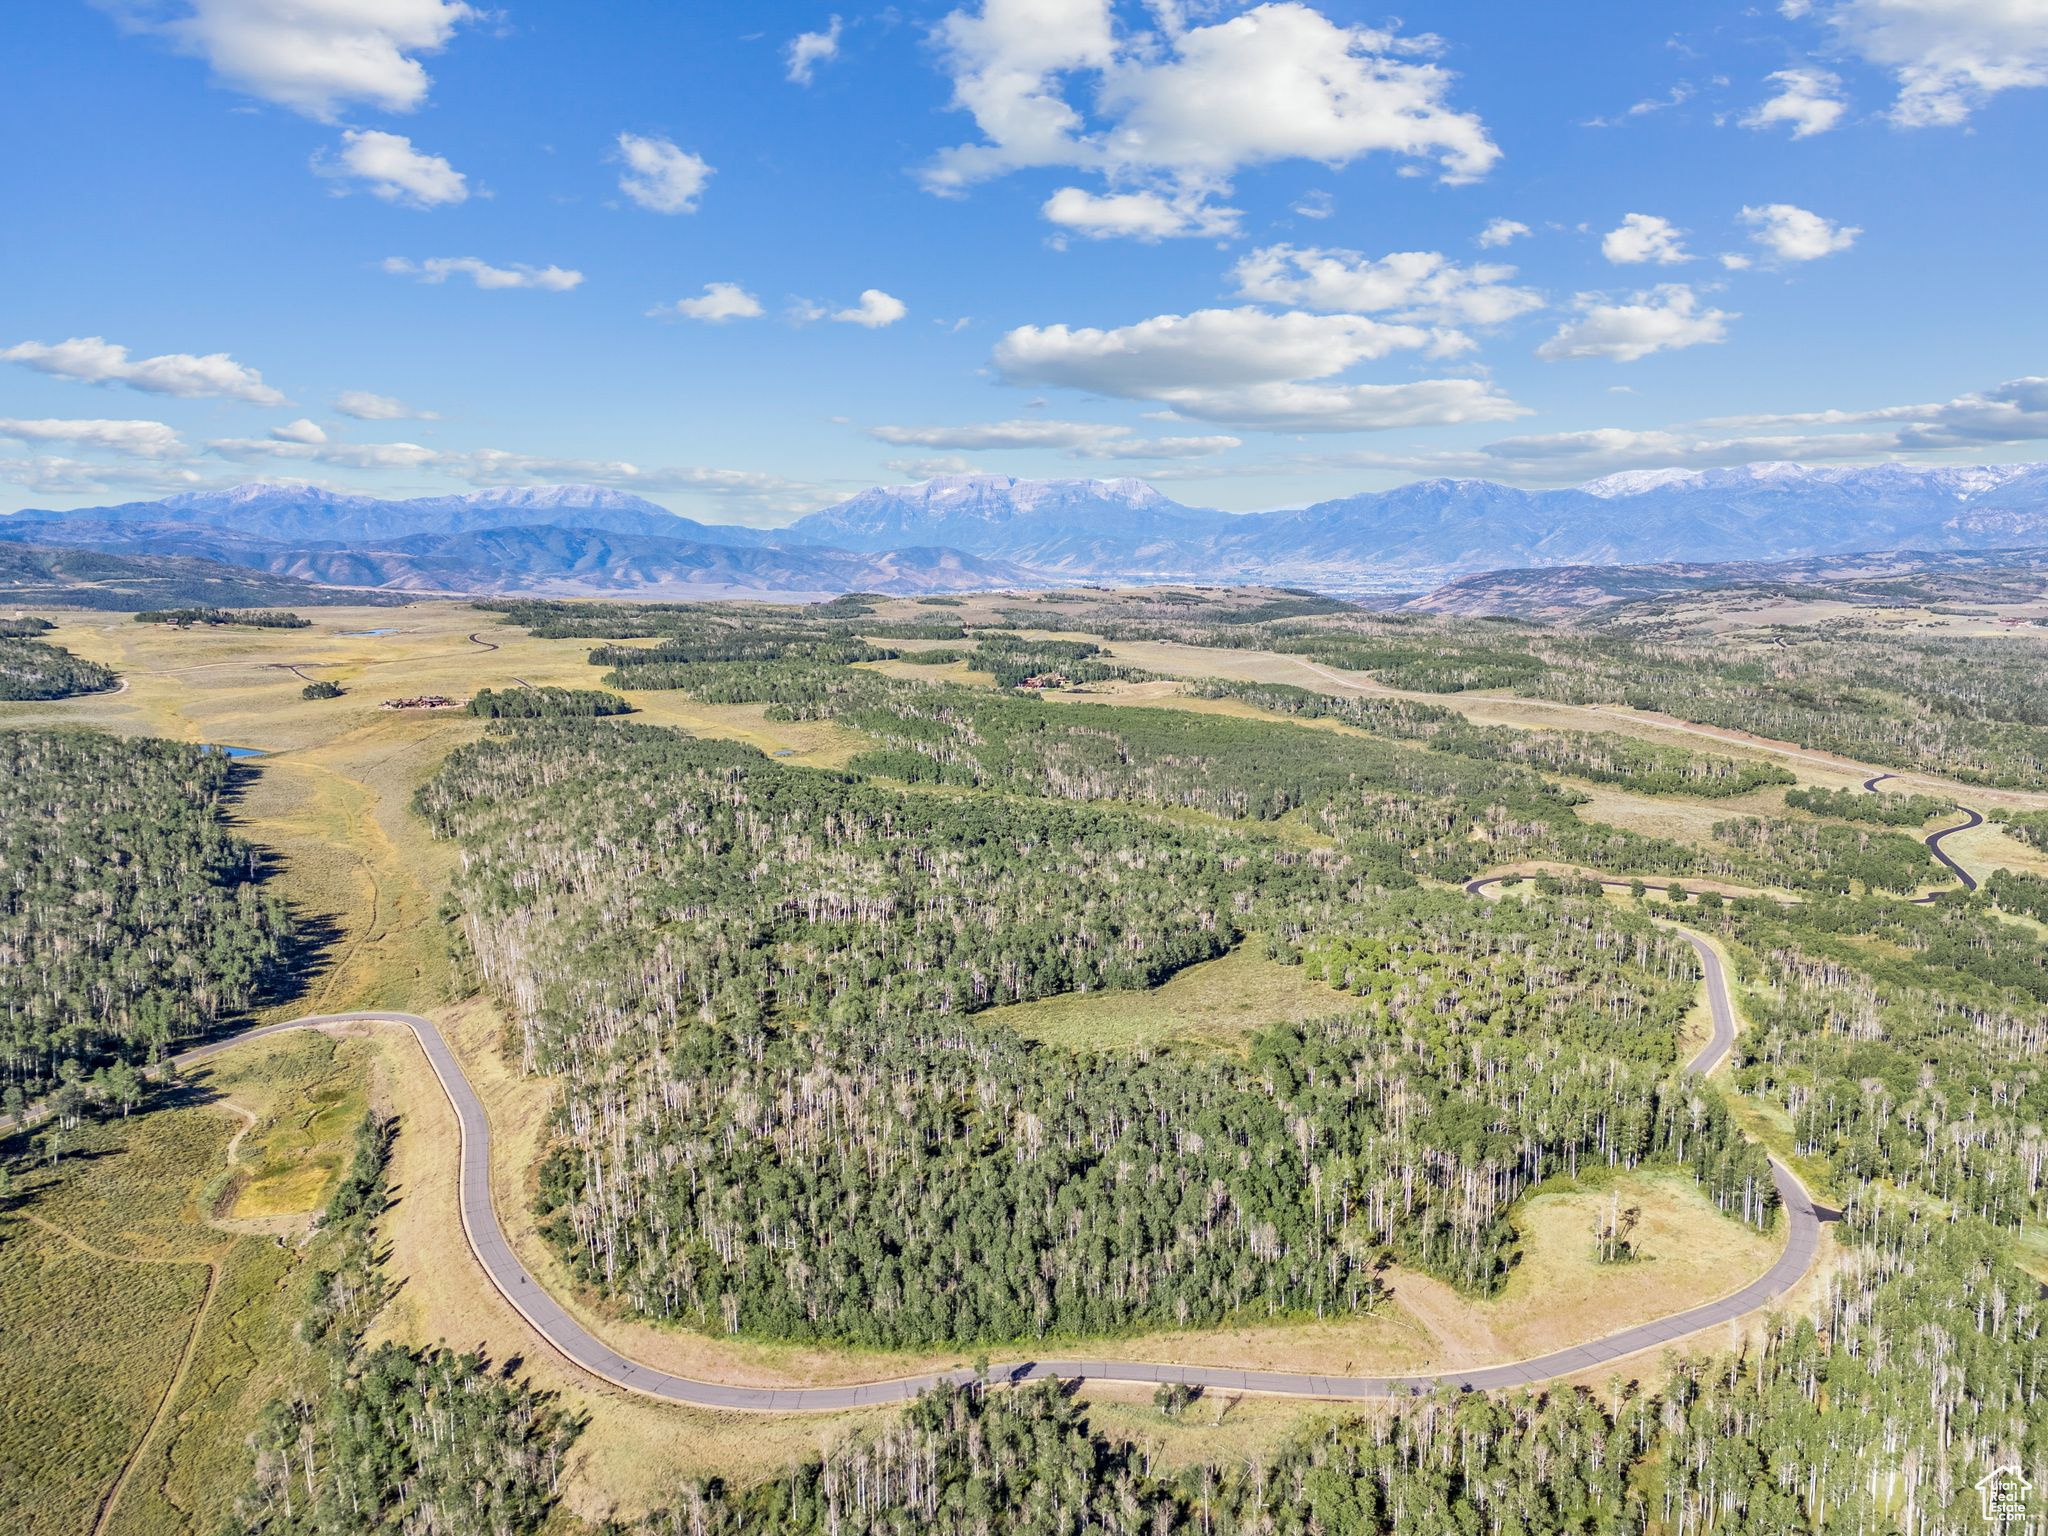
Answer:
(1056, 1167, 1781, 1382)
(1073, 1389, 1342, 1472)
(981, 942, 1349, 1054)
(2012, 1224, 2048, 1287)
(1954, 819, 2048, 879)
(0, 1222, 207, 1536)
(0, 1028, 375, 1536)
(1571, 783, 1785, 851)
(213, 1033, 369, 1228)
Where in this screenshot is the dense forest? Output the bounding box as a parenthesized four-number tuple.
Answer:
(421, 719, 1772, 1346)
(467, 685, 632, 718)
(1709, 816, 1946, 894)
(1782, 784, 1952, 824)
(626, 1206, 2041, 1536)
(1985, 868, 2048, 925)
(0, 731, 293, 1092)
(0, 633, 117, 699)
(1715, 891, 2048, 1229)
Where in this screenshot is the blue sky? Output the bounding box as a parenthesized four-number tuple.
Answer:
(3, 0, 2046, 523)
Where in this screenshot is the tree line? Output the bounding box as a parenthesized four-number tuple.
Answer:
(134, 606, 309, 628)
(467, 685, 632, 718)
(1783, 784, 1952, 824)
(0, 730, 293, 1095)
(1072, 605, 2048, 789)
(626, 1205, 2040, 1536)
(0, 635, 116, 699)
(1186, 676, 1794, 797)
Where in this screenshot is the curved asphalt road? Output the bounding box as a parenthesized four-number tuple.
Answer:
(1461, 881, 1737, 1079)
(1863, 773, 1983, 893)
(162, 929, 1822, 1410)
(88, 765, 1995, 1411)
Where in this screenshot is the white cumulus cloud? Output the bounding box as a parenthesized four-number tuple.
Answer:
(615, 133, 712, 214)
(992, 306, 1524, 431)
(1601, 213, 1691, 265)
(1477, 218, 1530, 248)
(1824, 0, 2048, 126)
(1041, 186, 1240, 240)
(1740, 203, 1860, 262)
(1231, 244, 1543, 329)
(997, 307, 1433, 393)
(0, 417, 186, 457)
(786, 16, 843, 84)
(925, 0, 1498, 238)
(314, 129, 468, 206)
(335, 390, 436, 420)
(1742, 68, 1849, 137)
(1, 335, 284, 404)
(269, 418, 327, 444)
(833, 289, 907, 327)
(1536, 286, 1732, 362)
(126, 0, 475, 121)
(651, 282, 765, 322)
(382, 257, 584, 291)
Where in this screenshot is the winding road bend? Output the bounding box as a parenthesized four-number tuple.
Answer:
(1864, 774, 1983, 893)
(165, 925, 1824, 1410)
(49, 764, 1994, 1412)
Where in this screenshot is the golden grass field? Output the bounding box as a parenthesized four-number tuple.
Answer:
(0, 1027, 377, 1536)
(2, 595, 2030, 1515)
(980, 941, 1348, 1053)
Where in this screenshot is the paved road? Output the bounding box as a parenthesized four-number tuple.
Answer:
(1468, 879, 1737, 1080)
(1863, 773, 1983, 893)
(158, 946, 1823, 1411)
(32, 739, 1969, 1412)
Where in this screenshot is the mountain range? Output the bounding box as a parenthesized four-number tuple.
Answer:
(0, 484, 1026, 599)
(4, 462, 2047, 599)
(1409, 544, 2048, 620)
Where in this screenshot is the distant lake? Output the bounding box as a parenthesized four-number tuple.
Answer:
(342, 627, 400, 636)
(202, 744, 266, 760)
